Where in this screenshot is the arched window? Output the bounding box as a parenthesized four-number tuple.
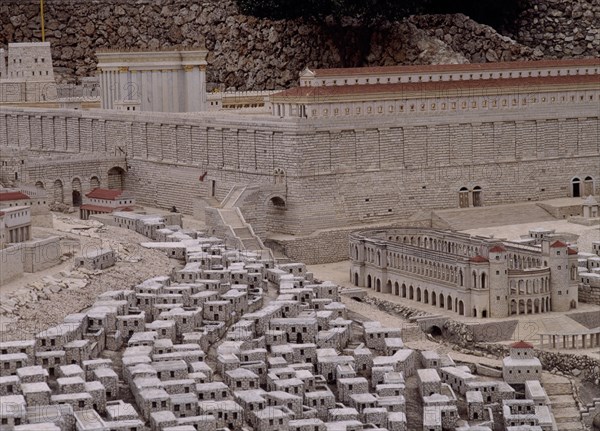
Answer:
(270, 196, 286, 208)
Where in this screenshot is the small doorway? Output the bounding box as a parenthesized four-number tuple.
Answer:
(72, 190, 82, 206)
(572, 177, 581, 197)
(459, 187, 469, 208)
(472, 186, 483, 207)
(210, 180, 216, 197)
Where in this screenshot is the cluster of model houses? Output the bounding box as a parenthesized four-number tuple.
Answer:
(1, 222, 559, 431)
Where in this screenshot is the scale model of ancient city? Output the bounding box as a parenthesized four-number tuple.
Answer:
(0, 1, 599, 430)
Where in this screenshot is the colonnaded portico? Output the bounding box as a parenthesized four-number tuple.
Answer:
(349, 228, 580, 318)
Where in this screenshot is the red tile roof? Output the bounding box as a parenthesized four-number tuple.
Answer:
(85, 188, 124, 200)
(272, 74, 599, 101)
(550, 240, 568, 248)
(567, 248, 578, 255)
(489, 245, 506, 253)
(308, 57, 600, 77)
(0, 191, 30, 201)
(511, 340, 534, 349)
(470, 255, 489, 263)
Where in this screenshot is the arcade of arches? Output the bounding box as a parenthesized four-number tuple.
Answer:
(37, 167, 125, 205)
(350, 228, 579, 319)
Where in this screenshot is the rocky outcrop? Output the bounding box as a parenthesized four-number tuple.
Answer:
(511, 0, 600, 58)
(0, 0, 568, 89)
(409, 14, 544, 63)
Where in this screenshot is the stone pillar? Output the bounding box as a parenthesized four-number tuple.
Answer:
(184, 65, 202, 112)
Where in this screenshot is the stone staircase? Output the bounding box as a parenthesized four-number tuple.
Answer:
(215, 206, 273, 259)
(541, 374, 585, 430)
(220, 185, 246, 209)
(433, 202, 557, 231)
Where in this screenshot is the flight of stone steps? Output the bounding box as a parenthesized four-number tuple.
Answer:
(541, 374, 585, 430)
(433, 202, 557, 231)
(214, 188, 273, 259)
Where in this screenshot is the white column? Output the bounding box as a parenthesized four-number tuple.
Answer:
(185, 66, 202, 112)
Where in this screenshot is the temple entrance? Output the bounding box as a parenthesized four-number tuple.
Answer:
(572, 177, 581, 197)
(459, 187, 469, 208)
(472, 186, 483, 207)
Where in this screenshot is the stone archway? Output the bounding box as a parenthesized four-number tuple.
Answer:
(269, 196, 286, 208)
(53, 179, 64, 203)
(107, 167, 125, 189)
(459, 187, 469, 208)
(90, 176, 100, 189)
(472, 186, 483, 207)
(72, 178, 82, 206)
(584, 176, 594, 196)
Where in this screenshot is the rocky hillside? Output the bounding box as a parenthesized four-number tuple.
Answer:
(1, 0, 598, 89)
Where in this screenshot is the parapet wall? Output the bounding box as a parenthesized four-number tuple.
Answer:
(2, 0, 598, 89)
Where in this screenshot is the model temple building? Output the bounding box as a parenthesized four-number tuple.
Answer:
(96, 48, 208, 112)
(1, 56, 598, 259)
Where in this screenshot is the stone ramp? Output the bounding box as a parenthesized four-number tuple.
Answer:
(541, 374, 584, 430)
(433, 202, 557, 231)
(221, 185, 246, 209)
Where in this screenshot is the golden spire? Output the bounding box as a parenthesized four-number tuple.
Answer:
(40, 0, 45, 42)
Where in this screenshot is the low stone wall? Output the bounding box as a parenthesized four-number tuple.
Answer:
(0, 244, 24, 285)
(266, 220, 432, 265)
(579, 284, 600, 305)
(23, 236, 61, 272)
